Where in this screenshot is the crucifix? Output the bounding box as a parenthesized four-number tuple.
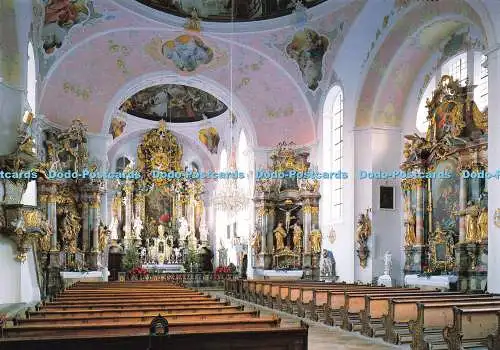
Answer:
(278, 205, 300, 234)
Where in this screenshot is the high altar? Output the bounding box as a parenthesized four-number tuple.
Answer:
(252, 142, 322, 280)
(110, 121, 208, 270)
(402, 76, 488, 291)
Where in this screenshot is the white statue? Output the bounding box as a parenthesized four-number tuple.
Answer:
(383, 251, 392, 276)
(133, 217, 143, 240)
(158, 224, 165, 238)
(140, 246, 147, 262)
(320, 249, 336, 280)
(188, 231, 197, 251)
(178, 217, 189, 241)
(109, 216, 119, 240)
(173, 247, 182, 263)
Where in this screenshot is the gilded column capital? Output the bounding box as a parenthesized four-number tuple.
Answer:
(89, 194, 101, 209)
(311, 206, 319, 215)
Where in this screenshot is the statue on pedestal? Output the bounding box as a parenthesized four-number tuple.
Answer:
(456, 201, 480, 242)
(158, 223, 165, 238)
(109, 216, 119, 241)
(383, 251, 392, 276)
(477, 207, 488, 242)
(273, 221, 286, 252)
(251, 228, 261, 255)
(292, 222, 303, 252)
(404, 210, 416, 246)
(320, 249, 335, 280)
(98, 222, 110, 252)
(178, 216, 189, 242)
(133, 217, 143, 240)
(310, 226, 322, 254)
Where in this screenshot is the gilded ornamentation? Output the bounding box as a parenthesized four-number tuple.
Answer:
(98, 222, 109, 252)
(355, 209, 371, 268)
(137, 121, 182, 187)
(251, 229, 261, 255)
(185, 8, 201, 32)
(292, 222, 303, 253)
(477, 207, 487, 242)
(109, 117, 126, 139)
(59, 208, 81, 253)
(455, 201, 481, 243)
(428, 224, 455, 272)
(302, 205, 312, 214)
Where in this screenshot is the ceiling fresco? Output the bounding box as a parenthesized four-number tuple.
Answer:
(119, 84, 228, 122)
(134, 0, 328, 21)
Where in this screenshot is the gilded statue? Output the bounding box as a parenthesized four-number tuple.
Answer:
(405, 210, 417, 246)
(456, 201, 480, 242)
(477, 207, 488, 242)
(310, 227, 322, 254)
(273, 222, 286, 252)
(356, 210, 371, 244)
(292, 222, 303, 252)
(251, 229, 261, 255)
(185, 8, 201, 31)
(60, 209, 81, 253)
(98, 222, 109, 252)
(38, 219, 52, 252)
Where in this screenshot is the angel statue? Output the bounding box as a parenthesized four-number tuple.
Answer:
(310, 225, 322, 254)
(98, 222, 110, 252)
(133, 216, 143, 240)
(109, 216, 119, 241)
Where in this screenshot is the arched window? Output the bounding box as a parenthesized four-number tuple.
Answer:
(115, 156, 130, 172)
(27, 42, 36, 113)
(323, 86, 343, 221)
(416, 51, 488, 132)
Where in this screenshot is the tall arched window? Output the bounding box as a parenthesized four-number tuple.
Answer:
(416, 51, 488, 133)
(323, 86, 344, 221)
(27, 42, 36, 113)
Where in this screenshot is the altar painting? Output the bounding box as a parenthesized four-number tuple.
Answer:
(145, 187, 173, 227)
(432, 159, 459, 232)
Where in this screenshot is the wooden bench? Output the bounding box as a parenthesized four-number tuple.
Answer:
(1, 281, 309, 350)
(442, 306, 500, 350)
(410, 300, 500, 350)
(0, 325, 309, 350)
(382, 294, 496, 344)
(359, 292, 463, 337)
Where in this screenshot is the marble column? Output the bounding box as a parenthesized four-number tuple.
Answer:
(415, 179, 425, 245)
(302, 205, 312, 253)
(487, 46, 500, 293)
(123, 183, 133, 247)
(459, 172, 467, 242)
(91, 194, 101, 252)
(81, 197, 89, 251)
(266, 207, 275, 253)
(48, 190, 58, 251)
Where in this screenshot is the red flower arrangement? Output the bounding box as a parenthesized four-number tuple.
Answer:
(215, 266, 232, 274)
(130, 267, 149, 278)
(159, 213, 170, 223)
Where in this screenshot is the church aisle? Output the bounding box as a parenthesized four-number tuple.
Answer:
(211, 291, 404, 350)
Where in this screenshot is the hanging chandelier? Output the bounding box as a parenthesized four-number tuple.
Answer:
(213, 175, 248, 214)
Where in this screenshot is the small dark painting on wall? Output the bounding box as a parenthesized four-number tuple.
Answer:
(380, 186, 394, 209)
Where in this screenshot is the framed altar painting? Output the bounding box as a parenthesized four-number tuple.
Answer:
(431, 158, 459, 232)
(380, 186, 395, 209)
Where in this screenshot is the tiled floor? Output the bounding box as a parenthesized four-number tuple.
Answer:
(212, 292, 404, 350)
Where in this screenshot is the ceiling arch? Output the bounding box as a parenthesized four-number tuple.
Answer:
(355, 0, 489, 128)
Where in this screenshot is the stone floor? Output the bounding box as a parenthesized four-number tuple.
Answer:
(210, 291, 406, 350)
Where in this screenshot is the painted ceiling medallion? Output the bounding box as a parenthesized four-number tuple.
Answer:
(120, 84, 227, 123)
(134, 0, 327, 22)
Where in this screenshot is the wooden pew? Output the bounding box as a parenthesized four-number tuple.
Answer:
(442, 306, 500, 350)
(28, 305, 245, 319)
(324, 287, 417, 326)
(0, 325, 309, 350)
(360, 292, 463, 337)
(382, 295, 496, 344)
(410, 300, 500, 350)
(15, 310, 262, 326)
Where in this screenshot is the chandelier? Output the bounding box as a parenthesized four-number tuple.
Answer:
(213, 175, 248, 214)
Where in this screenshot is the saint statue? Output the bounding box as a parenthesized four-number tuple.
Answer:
(273, 221, 286, 251)
(109, 216, 119, 241)
(178, 216, 189, 241)
(477, 207, 488, 242)
(251, 228, 261, 255)
(310, 226, 322, 254)
(456, 201, 480, 242)
(292, 222, 303, 252)
(39, 219, 52, 252)
(320, 249, 335, 279)
(98, 222, 109, 252)
(133, 216, 143, 240)
(405, 210, 416, 246)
